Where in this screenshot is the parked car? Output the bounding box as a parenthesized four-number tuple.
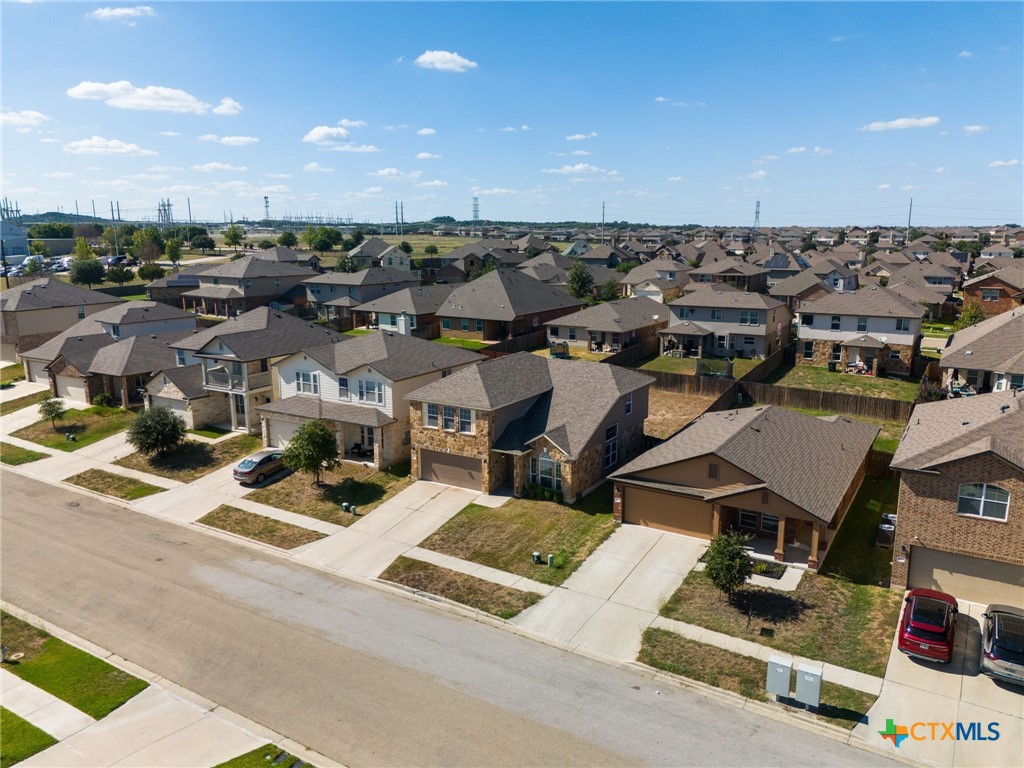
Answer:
(233, 449, 285, 484)
(898, 588, 959, 663)
(980, 605, 1024, 686)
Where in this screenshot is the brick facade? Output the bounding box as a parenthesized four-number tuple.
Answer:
(891, 454, 1024, 589)
(964, 276, 1024, 317)
(46, 357, 105, 403)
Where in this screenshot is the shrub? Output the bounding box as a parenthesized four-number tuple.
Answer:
(91, 393, 113, 407)
(704, 531, 755, 599)
(127, 406, 187, 455)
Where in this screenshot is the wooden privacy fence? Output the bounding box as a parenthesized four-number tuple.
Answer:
(738, 380, 914, 422)
(642, 370, 739, 398)
(600, 337, 660, 367)
(737, 347, 787, 383)
(477, 328, 549, 359)
(866, 449, 898, 480)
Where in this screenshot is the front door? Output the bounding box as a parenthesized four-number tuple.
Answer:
(232, 393, 246, 429)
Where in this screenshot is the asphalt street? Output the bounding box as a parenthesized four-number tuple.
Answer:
(1, 472, 896, 767)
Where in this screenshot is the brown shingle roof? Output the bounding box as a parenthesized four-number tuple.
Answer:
(437, 269, 584, 321)
(940, 308, 1024, 375)
(302, 331, 484, 381)
(171, 307, 343, 360)
(1, 277, 120, 311)
(256, 395, 395, 427)
(544, 297, 666, 333)
(799, 287, 925, 318)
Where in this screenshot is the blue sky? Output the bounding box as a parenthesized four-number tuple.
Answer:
(2, 2, 1022, 227)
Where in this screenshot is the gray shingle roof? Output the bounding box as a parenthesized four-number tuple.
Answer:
(544, 297, 667, 333)
(88, 330, 193, 377)
(354, 284, 454, 315)
(620, 259, 690, 286)
(1, 277, 120, 311)
(963, 264, 1024, 292)
(256, 395, 395, 427)
(181, 286, 244, 299)
(611, 406, 878, 523)
(799, 286, 925, 318)
(346, 237, 393, 259)
(689, 260, 766, 277)
(891, 391, 1024, 472)
(197, 256, 316, 279)
(301, 331, 484, 381)
(669, 285, 787, 310)
(940, 308, 1024, 375)
(769, 270, 835, 298)
(437, 269, 585, 321)
(148, 364, 207, 400)
(171, 307, 343, 360)
(39, 334, 117, 373)
(303, 267, 419, 287)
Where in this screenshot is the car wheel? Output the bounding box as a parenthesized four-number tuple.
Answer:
(256, 473, 266, 484)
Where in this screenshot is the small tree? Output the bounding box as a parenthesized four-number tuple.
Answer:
(223, 224, 245, 251)
(283, 420, 340, 485)
(38, 395, 67, 431)
(105, 265, 134, 286)
(598, 277, 621, 302)
(21, 257, 45, 278)
(566, 260, 594, 299)
(399, 241, 413, 254)
(257, 239, 276, 249)
(29, 240, 51, 258)
(127, 406, 187, 455)
(138, 263, 166, 281)
(165, 238, 183, 264)
(69, 254, 105, 288)
(953, 300, 986, 331)
(277, 231, 298, 248)
(192, 234, 216, 253)
(703, 531, 755, 601)
(424, 244, 439, 256)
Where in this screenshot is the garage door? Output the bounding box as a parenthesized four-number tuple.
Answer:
(150, 397, 192, 428)
(622, 487, 714, 538)
(909, 547, 1024, 605)
(419, 449, 482, 491)
(1, 342, 17, 364)
(267, 418, 300, 448)
(26, 360, 49, 383)
(55, 376, 87, 404)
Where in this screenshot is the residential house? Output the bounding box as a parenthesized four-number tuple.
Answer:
(563, 240, 592, 258)
(796, 287, 924, 374)
(688, 260, 769, 293)
(824, 242, 867, 270)
(407, 352, 653, 499)
(146, 365, 220, 430)
(513, 234, 558, 255)
(889, 391, 1023, 604)
(758, 251, 807, 286)
(979, 244, 1016, 260)
(545, 297, 668, 353)
(144, 265, 206, 307)
(630, 278, 682, 304)
(863, 277, 950, 321)
(768, 271, 835, 312)
(888, 262, 959, 293)
(179, 257, 316, 317)
(158, 307, 345, 433)
(662, 286, 792, 359)
(619, 258, 690, 299)
(256, 331, 483, 469)
(845, 228, 872, 246)
(353, 284, 453, 336)
(609, 406, 877, 569)
(577, 243, 630, 269)
(434, 269, 585, 341)
(303, 267, 420, 323)
(1, 277, 122, 361)
(962, 265, 1024, 316)
(939, 307, 1024, 393)
(345, 237, 394, 269)
(808, 257, 859, 292)
(250, 245, 322, 271)
(813, 230, 838, 247)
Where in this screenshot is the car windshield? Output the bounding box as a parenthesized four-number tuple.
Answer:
(238, 458, 259, 470)
(994, 614, 1024, 654)
(910, 597, 950, 631)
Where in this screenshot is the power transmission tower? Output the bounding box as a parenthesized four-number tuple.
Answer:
(264, 196, 270, 222)
(751, 200, 760, 242)
(472, 196, 480, 222)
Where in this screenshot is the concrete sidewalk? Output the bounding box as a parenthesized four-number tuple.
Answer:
(1, 667, 95, 740)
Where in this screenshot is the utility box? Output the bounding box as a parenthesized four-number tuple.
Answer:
(795, 662, 823, 708)
(766, 655, 792, 698)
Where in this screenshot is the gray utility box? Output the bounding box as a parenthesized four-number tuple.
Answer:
(795, 662, 823, 708)
(766, 655, 792, 698)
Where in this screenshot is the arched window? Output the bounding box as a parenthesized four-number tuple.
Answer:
(957, 483, 1010, 521)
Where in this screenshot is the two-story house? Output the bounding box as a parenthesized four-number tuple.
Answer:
(407, 352, 653, 499)
(662, 286, 792, 358)
(250, 245, 322, 271)
(545, 297, 668, 353)
(619, 258, 691, 299)
(890, 391, 1023, 605)
(434, 269, 585, 342)
(353, 285, 453, 336)
(962, 265, 1024, 316)
(887, 262, 959, 296)
(303, 267, 421, 324)
(796, 287, 924, 375)
(256, 331, 484, 469)
(180, 257, 317, 317)
(345, 237, 395, 269)
(688, 260, 770, 293)
(151, 307, 344, 433)
(808, 257, 859, 292)
(939, 307, 1024, 394)
(768, 271, 834, 312)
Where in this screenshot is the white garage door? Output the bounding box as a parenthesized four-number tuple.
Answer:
(908, 546, 1024, 605)
(1, 342, 17, 364)
(267, 418, 300, 448)
(26, 360, 49, 383)
(55, 376, 87, 404)
(150, 397, 192, 428)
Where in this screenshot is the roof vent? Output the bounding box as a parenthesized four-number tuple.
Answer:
(1000, 404, 1010, 413)
(961, 420, 970, 426)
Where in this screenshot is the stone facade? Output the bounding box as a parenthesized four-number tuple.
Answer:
(409, 400, 496, 485)
(891, 454, 1024, 589)
(798, 338, 914, 375)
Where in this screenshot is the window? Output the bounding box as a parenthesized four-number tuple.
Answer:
(111, 324, 121, 338)
(761, 490, 770, 505)
(568, 327, 576, 341)
(550, 326, 560, 338)
(461, 318, 469, 332)
(710, 308, 723, 321)
(476, 319, 484, 333)
(744, 336, 755, 346)
(729, 336, 738, 350)
(803, 341, 814, 359)
(739, 310, 759, 326)
(274, 277, 281, 288)
(857, 317, 868, 333)
(425, 403, 439, 427)
(801, 314, 814, 326)
(761, 514, 780, 534)
(176, 349, 186, 366)
(1012, 374, 1024, 390)
(441, 368, 452, 378)
(831, 315, 841, 330)
(442, 405, 456, 430)
(441, 318, 452, 331)
(77, 306, 86, 319)
(295, 371, 319, 395)
(957, 483, 1010, 521)
(716, 334, 727, 349)
(358, 379, 383, 403)
(245, 279, 253, 289)
(896, 318, 911, 332)
(360, 426, 375, 448)
(338, 377, 349, 397)
(213, 277, 220, 286)
(625, 392, 633, 415)
(679, 307, 693, 319)
(530, 453, 562, 491)
(458, 408, 473, 433)
(310, 285, 321, 295)
(739, 511, 757, 529)
(831, 343, 842, 362)
(982, 288, 1000, 302)
(890, 350, 901, 360)
(604, 423, 618, 468)
(708, 462, 719, 479)
(698, 274, 713, 283)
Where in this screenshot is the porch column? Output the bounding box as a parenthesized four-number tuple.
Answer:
(774, 517, 786, 561)
(229, 396, 238, 430)
(711, 504, 722, 537)
(119, 377, 130, 409)
(808, 523, 821, 570)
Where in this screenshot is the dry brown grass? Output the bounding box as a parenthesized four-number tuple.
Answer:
(532, 346, 611, 363)
(380, 556, 542, 619)
(198, 505, 326, 549)
(644, 389, 715, 439)
(65, 469, 164, 500)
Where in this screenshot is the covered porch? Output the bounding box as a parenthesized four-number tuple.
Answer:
(181, 287, 246, 318)
(712, 502, 831, 570)
(839, 334, 885, 375)
(658, 322, 713, 357)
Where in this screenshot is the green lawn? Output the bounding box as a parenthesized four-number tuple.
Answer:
(198, 505, 326, 549)
(10, 406, 135, 451)
(114, 434, 262, 483)
(187, 425, 232, 439)
(343, 328, 372, 336)
(0, 613, 148, 719)
(419, 483, 617, 586)
(659, 569, 902, 677)
(633, 354, 760, 379)
(821, 478, 900, 587)
(921, 321, 954, 338)
(121, 293, 148, 301)
(0, 442, 48, 465)
(66, 469, 165, 501)
(214, 745, 316, 768)
(435, 337, 489, 350)
(1, 707, 58, 768)
(1, 363, 25, 385)
(770, 406, 906, 453)
(0, 390, 50, 417)
(762, 363, 920, 401)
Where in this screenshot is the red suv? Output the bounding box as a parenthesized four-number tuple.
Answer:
(898, 588, 959, 663)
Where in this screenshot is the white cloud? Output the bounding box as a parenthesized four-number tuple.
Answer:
(1, 109, 51, 127)
(900, 185, 919, 191)
(198, 133, 219, 142)
(414, 50, 479, 73)
(338, 118, 367, 128)
(475, 187, 517, 196)
(812, 146, 833, 156)
(498, 126, 518, 132)
(191, 162, 246, 172)
(264, 172, 292, 179)
(566, 132, 598, 141)
(667, 176, 683, 182)
(957, 50, 973, 59)
(220, 135, 259, 146)
(963, 124, 989, 135)
(654, 96, 670, 103)
(67, 80, 216, 114)
(329, 144, 381, 153)
(829, 35, 850, 43)
(934, 167, 948, 173)
(212, 97, 243, 116)
(148, 164, 181, 172)
(63, 136, 157, 156)
(744, 170, 767, 180)
(416, 152, 441, 159)
(754, 154, 779, 164)
(303, 162, 334, 173)
(672, 100, 706, 108)
(520, 125, 532, 131)
(367, 168, 402, 177)
(302, 125, 350, 145)
(42, 171, 76, 178)
(989, 159, 1020, 168)
(543, 163, 602, 175)
(859, 116, 940, 132)
(156, 130, 180, 137)
(417, 180, 448, 188)
(877, 183, 891, 190)
(786, 146, 807, 154)
(416, 128, 437, 136)
(39, 138, 62, 144)
(89, 6, 155, 25)
(570, 150, 591, 156)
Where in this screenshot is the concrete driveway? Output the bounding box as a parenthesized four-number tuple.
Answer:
(854, 600, 1023, 768)
(512, 525, 706, 659)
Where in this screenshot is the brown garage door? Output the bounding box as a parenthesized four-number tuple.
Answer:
(420, 449, 482, 491)
(622, 487, 713, 538)
(908, 547, 1024, 605)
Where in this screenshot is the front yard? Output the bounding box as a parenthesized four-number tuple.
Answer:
(247, 461, 412, 525)
(0, 442, 47, 465)
(0, 390, 50, 417)
(114, 434, 262, 482)
(820, 478, 900, 587)
(198, 505, 326, 549)
(65, 469, 165, 501)
(644, 389, 715, 439)
(418, 483, 617, 587)
(659, 569, 902, 678)
(761, 363, 920, 401)
(11, 406, 135, 451)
